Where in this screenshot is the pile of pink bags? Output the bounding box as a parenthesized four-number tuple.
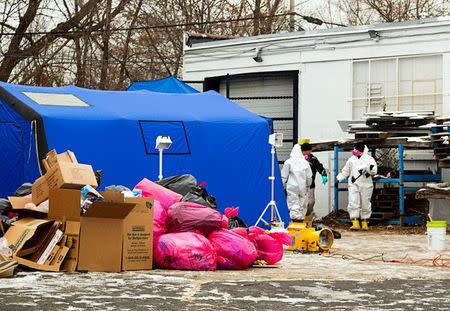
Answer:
(135, 178, 292, 271)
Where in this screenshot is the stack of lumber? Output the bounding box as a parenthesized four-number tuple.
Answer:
(348, 111, 435, 140)
(416, 182, 450, 199)
(430, 120, 450, 168)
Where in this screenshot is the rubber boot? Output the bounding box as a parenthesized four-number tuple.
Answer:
(350, 219, 361, 231)
(361, 220, 369, 231)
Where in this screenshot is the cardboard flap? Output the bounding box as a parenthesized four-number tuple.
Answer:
(4, 218, 55, 256)
(8, 196, 32, 208)
(9, 196, 48, 214)
(65, 220, 81, 235)
(43, 150, 78, 171)
(101, 192, 125, 203)
(48, 189, 81, 222)
(8, 218, 52, 229)
(83, 202, 136, 219)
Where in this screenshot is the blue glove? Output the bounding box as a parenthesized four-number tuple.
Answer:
(322, 175, 328, 185)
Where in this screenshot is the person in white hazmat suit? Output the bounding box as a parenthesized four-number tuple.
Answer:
(281, 146, 313, 222)
(337, 142, 377, 231)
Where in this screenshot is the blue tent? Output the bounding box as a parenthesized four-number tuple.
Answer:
(128, 77, 199, 94)
(129, 77, 275, 134)
(0, 82, 288, 224)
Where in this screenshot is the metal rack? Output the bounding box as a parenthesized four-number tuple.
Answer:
(333, 144, 442, 225)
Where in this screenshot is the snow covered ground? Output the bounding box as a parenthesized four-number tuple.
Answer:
(0, 232, 448, 310)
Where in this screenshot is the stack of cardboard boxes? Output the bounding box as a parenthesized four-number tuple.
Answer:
(3, 150, 154, 273)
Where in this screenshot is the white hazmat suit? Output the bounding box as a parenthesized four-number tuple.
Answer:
(337, 148, 377, 220)
(281, 147, 312, 220)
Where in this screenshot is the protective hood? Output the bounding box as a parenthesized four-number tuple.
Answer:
(290, 144, 302, 158)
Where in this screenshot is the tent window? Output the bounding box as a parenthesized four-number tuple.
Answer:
(22, 92, 90, 107)
(139, 121, 190, 155)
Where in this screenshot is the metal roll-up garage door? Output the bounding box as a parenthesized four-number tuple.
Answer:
(209, 71, 298, 163)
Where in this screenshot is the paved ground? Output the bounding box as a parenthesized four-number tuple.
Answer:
(1, 232, 449, 310)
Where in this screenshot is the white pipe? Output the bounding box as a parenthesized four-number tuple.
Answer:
(158, 149, 163, 181)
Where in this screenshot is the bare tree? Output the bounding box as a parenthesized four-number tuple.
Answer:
(320, 0, 450, 26)
(0, 0, 128, 82)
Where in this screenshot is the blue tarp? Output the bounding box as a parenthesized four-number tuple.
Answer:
(128, 77, 199, 94)
(0, 82, 288, 225)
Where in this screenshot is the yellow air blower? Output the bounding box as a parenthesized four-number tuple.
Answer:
(287, 222, 334, 252)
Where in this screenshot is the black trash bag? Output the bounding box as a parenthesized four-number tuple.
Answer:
(1, 214, 17, 235)
(14, 183, 33, 197)
(314, 224, 341, 239)
(0, 199, 12, 215)
(104, 185, 131, 193)
(156, 174, 197, 196)
(228, 216, 248, 230)
(95, 170, 103, 187)
(182, 184, 217, 209)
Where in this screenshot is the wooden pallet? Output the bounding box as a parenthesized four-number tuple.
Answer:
(434, 154, 450, 160)
(374, 193, 399, 200)
(355, 132, 389, 139)
(372, 201, 399, 208)
(430, 132, 450, 138)
(435, 117, 450, 125)
(371, 212, 396, 220)
(439, 158, 450, 168)
(366, 117, 433, 127)
(434, 146, 450, 155)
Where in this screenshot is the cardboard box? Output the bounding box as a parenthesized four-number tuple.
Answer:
(78, 196, 154, 272)
(48, 189, 81, 272)
(32, 155, 97, 205)
(61, 221, 81, 272)
(4, 218, 55, 256)
(4, 218, 71, 272)
(42, 149, 78, 171)
(48, 189, 81, 222)
(14, 244, 69, 272)
(32, 176, 50, 205)
(46, 161, 97, 191)
(122, 197, 154, 271)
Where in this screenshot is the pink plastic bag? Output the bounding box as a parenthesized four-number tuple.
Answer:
(208, 229, 257, 270)
(251, 234, 283, 265)
(166, 202, 223, 236)
(247, 226, 288, 265)
(153, 200, 167, 239)
(224, 207, 239, 218)
(154, 232, 217, 270)
(248, 226, 265, 235)
(231, 227, 249, 238)
(268, 231, 292, 246)
(134, 178, 182, 210)
(221, 215, 229, 229)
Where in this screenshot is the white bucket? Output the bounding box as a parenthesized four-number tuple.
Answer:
(427, 221, 447, 251)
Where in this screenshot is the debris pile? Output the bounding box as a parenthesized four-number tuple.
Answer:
(429, 120, 450, 168)
(0, 149, 292, 277)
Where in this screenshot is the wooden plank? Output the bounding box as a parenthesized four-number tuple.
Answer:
(355, 132, 389, 139)
(435, 117, 450, 125)
(430, 132, 450, 137)
(439, 158, 450, 168)
(367, 117, 434, 127)
(433, 147, 450, 155)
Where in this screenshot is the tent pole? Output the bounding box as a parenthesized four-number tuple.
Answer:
(158, 149, 163, 181)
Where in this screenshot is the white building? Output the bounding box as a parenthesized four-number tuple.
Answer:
(182, 18, 450, 217)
